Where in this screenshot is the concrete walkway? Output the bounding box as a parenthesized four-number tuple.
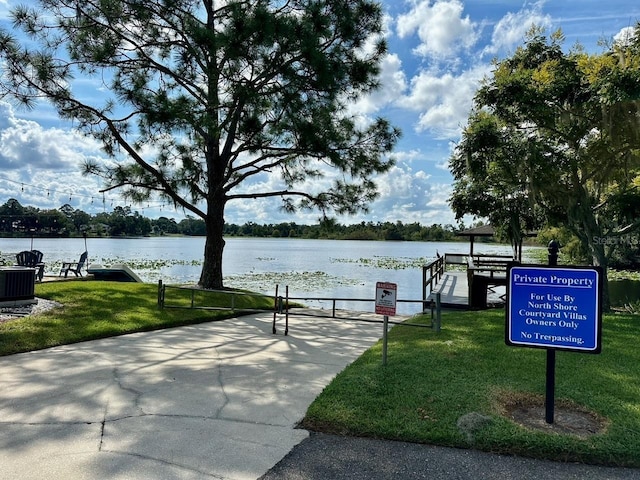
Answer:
(0, 310, 385, 479)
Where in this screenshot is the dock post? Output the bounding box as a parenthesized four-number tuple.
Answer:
(157, 280, 164, 308)
(272, 284, 279, 334)
(434, 292, 441, 332)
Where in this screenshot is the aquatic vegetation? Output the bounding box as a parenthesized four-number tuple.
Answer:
(92, 254, 432, 289)
(225, 271, 360, 294)
(98, 257, 202, 269)
(330, 255, 431, 270)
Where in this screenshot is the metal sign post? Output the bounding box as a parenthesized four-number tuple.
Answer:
(376, 282, 397, 366)
(382, 315, 389, 366)
(547, 242, 558, 423)
(505, 243, 602, 424)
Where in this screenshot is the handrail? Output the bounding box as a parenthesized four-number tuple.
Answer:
(278, 290, 437, 335)
(157, 281, 439, 338)
(157, 281, 277, 312)
(468, 253, 513, 267)
(422, 255, 445, 306)
(467, 254, 513, 280)
(158, 281, 432, 316)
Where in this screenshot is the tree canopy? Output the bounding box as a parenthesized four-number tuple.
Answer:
(0, 0, 400, 288)
(450, 26, 640, 307)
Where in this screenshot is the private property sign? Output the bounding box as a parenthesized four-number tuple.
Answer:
(506, 265, 603, 353)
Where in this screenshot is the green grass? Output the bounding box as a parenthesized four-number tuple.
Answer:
(303, 309, 640, 468)
(0, 281, 275, 356)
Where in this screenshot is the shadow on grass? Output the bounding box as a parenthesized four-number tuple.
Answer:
(0, 281, 273, 356)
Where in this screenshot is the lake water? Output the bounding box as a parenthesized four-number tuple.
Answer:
(1, 236, 535, 314)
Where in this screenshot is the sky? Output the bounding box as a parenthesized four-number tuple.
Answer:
(0, 0, 639, 226)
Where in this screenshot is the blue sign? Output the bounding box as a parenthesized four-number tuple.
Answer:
(506, 265, 602, 353)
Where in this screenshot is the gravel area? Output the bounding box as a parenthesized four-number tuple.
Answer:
(0, 298, 62, 323)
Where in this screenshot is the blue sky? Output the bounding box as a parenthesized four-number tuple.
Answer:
(1, 0, 639, 225)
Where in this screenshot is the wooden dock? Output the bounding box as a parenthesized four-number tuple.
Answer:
(426, 271, 469, 308)
(423, 253, 511, 310)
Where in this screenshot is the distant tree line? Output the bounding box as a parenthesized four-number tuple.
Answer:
(223, 219, 460, 241)
(6, 198, 636, 267)
(0, 198, 463, 242)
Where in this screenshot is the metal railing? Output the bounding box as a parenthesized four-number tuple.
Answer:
(157, 281, 441, 336)
(272, 285, 440, 336)
(157, 280, 277, 313)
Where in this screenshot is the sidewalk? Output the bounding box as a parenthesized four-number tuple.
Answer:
(0, 309, 638, 479)
(0, 309, 384, 479)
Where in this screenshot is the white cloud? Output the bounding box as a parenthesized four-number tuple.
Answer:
(614, 26, 637, 46)
(0, 101, 120, 213)
(483, 2, 552, 56)
(221, 155, 459, 226)
(392, 149, 427, 164)
(0, 102, 101, 172)
(396, 0, 479, 58)
(398, 64, 491, 139)
(361, 162, 456, 224)
(0, 1, 9, 17)
(351, 53, 407, 116)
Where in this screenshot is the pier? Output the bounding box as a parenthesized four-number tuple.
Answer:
(422, 225, 536, 310)
(422, 253, 514, 309)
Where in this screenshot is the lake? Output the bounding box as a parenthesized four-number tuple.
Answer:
(1, 236, 534, 314)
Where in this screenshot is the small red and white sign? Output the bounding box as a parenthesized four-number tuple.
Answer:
(375, 282, 397, 316)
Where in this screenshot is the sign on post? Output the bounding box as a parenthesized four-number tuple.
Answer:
(376, 281, 397, 366)
(375, 282, 397, 316)
(506, 265, 602, 353)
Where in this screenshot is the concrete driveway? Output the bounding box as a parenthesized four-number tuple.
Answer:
(0, 309, 387, 479)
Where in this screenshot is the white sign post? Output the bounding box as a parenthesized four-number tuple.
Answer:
(376, 282, 397, 366)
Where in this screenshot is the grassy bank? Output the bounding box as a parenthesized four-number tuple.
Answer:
(0, 281, 274, 356)
(303, 309, 640, 468)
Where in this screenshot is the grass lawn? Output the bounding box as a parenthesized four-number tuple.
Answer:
(0, 280, 274, 356)
(303, 309, 640, 468)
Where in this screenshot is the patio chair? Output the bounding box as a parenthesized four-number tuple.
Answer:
(15, 250, 45, 282)
(59, 251, 88, 278)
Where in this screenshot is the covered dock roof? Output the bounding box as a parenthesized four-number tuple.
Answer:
(457, 225, 537, 260)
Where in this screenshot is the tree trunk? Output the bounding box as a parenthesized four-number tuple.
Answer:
(199, 201, 225, 290)
(568, 188, 610, 311)
(579, 207, 610, 311)
(590, 239, 610, 312)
